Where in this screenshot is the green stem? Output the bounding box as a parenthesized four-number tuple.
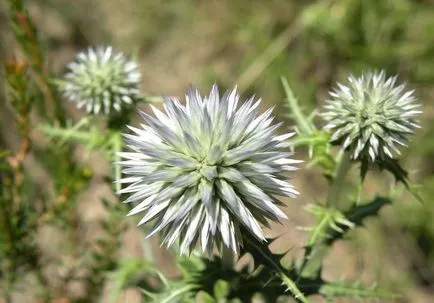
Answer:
(57, 117, 90, 146)
(326, 151, 352, 211)
(289, 136, 328, 148)
(143, 95, 164, 103)
(299, 245, 328, 279)
(112, 132, 123, 193)
(299, 152, 352, 278)
(39, 124, 94, 143)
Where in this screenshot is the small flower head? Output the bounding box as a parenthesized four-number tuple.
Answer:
(59, 46, 141, 114)
(117, 85, 300, 255)
(323, 71, 422, 162)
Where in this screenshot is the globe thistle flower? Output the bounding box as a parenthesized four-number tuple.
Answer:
(322, 71, 422, 162)
(59, 46, 141, 114)
(116, 85, 300, 255)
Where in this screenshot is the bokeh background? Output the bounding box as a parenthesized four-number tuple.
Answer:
(1, 0, 433, 302)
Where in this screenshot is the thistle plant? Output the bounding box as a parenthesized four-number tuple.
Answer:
(322, 71, 422, 162)
(57, 46, 141, 114)
(117, 85, 300, 255)
(3, 1, 430, 301)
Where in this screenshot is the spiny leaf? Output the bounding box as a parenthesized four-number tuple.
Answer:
(345, 196, 392, 228)
(39, 118, 118, 159)
(241, 232, 310, 303)
(312, 196, 391, 247)
(378, 158, 423, 203)
(196, 256, 286, 302)
(299, 197, 391, 278)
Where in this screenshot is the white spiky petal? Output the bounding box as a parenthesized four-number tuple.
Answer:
(60, 46, 141, 114)
(322, 71, 422, 162)
(117, 85, 300, 255)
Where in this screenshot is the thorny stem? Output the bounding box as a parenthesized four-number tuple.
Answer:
(299, 152, 352, 278)
(113, 132, 123, 193)
(299, 244, 328, 279)
(326, 151, 352, 211)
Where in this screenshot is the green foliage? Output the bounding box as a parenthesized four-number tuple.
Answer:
(39, 117, 120, 160)
(377, 158, 423, 202)
(141, 253, 285, 303)
(302, 204, 354, 246)
(138, 236, 400, 303)
(8, 0, 44, 71)
(109, 258, 165, 303)
(281, 77, 336, 176)
(241, 233, 309, 303)
(8, 0, 66, 125)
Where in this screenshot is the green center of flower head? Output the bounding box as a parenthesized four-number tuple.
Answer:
(87, 64, 119, 95)
(93, 72, 109, 94)
(196, 160, 218, 181)
(357, 104, 380, 127)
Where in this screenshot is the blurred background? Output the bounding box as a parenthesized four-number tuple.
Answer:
(0, 0, 433, 302)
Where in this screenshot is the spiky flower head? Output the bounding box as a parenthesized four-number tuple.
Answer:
(59, 46, 141, 114)
(117, 85, 300, 255)
(322, 71, 422, 162)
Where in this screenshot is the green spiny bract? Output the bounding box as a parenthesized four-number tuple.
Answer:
(322, 71, 422, 162)
(58, 46, 141, 115)
(116, 85, 300, 255)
